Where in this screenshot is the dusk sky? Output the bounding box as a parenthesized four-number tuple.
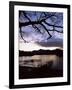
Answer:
(19, 11, 63, 51)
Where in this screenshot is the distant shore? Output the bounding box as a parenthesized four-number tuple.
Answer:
(19, 49, 63, 57)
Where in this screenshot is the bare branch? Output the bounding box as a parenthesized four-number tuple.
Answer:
(23, 12, 31, 22)
(40, 23, 52, 39)
(32, 25, 42, 34)
(19, 17, 63, 29)
(48, 29, 63, 33)
(19, 28, 27, 43)
(44, 20, 63, 28)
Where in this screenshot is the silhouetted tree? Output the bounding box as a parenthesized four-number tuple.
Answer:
(19, 11, 63, 42)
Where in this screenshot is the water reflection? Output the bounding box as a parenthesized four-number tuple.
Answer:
(19, 55, 63, 70)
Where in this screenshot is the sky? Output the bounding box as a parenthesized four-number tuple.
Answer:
(19, 11, 63, 51)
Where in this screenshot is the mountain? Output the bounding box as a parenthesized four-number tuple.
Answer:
(19, 49, 63, 57)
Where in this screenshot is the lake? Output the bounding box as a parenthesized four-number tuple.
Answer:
(19, 55, 63, 70)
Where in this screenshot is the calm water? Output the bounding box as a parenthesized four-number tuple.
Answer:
(19, 55, 63, 70)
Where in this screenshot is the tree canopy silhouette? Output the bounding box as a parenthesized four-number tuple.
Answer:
(19, 11, 63, 42)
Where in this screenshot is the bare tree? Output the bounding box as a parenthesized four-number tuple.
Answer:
(19, 11, 63, 42)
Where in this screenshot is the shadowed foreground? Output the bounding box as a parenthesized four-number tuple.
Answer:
(19, 61, 63, 79)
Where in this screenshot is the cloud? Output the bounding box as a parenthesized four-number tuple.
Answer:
(20, 25, 63, 44)
(36, 37, 63, 47)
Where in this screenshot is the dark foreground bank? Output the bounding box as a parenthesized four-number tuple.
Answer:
(19, 65, 63, 79)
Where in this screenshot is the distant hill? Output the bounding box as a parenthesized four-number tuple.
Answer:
(19, 49, 63, 57)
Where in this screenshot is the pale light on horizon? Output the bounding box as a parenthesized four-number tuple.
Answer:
(19, 42, 63, 51)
